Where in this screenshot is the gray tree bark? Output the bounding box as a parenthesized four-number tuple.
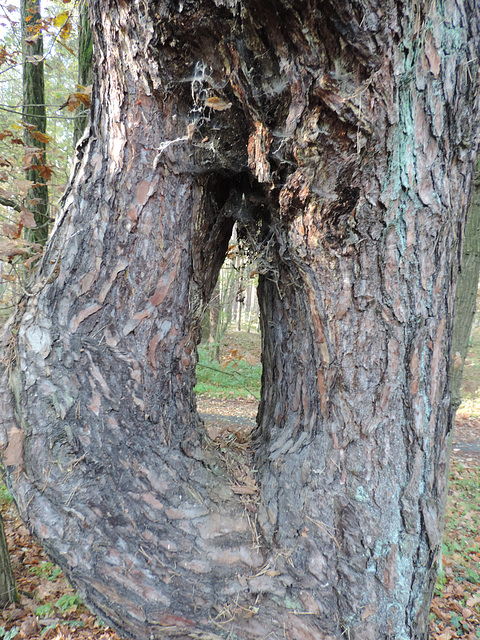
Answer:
(1, 2, 480, 639)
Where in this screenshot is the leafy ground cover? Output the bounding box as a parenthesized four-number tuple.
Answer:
(1, 483, 118, 640)
(429, 454, 480, 639)
(195, 331, 262, 399)
(1, 329, 480, 639)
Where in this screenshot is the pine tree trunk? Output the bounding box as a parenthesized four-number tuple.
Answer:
(0, 513, 15, 607)
(1, 2, 480, 639)
(450, 159, 480, 414)
(21, 0, 49, 244)
(73, 0, 93, 146)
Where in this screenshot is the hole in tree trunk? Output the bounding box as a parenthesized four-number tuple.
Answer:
(194, 221, 262, 497)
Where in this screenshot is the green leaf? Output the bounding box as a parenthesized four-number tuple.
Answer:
(56, 592, 82, 612)
(0, 627, 20, 640)
(35, 603, 55, 617)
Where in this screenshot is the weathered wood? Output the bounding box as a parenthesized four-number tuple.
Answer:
(1, 1, 480, 639)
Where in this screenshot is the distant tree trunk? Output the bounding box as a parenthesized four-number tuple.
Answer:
(450, 159, 480, 414)
(1, 2, 480, 640)
(73, 0, 93, 146)
(0, 514, 15, 607)
(235, 255, 244, 332)
(21, 0, 49, 244)
(236, 299, 242, 331)
(208, 281, 221, 361)
(245, 278, 252, 332)
(224, 267, 236, 328)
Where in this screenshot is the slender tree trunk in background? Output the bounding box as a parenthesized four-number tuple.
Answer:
(0, 513, 15, 607)
(238, 256, 245, 332)
(225, 271, 235, 327)
(450, 159, 480, 415)
(21, 0, 49, 244)
(245, 279, 252, 332)
(208, 281, 221, 361)
(1, 2, 480, 640)
(236, 299, 242, 331)
(73, 0, 93, 146)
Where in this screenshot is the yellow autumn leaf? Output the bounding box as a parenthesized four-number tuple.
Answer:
(76, 84, 92, 95)
(204, 96, 232, 111)
(74, 92, 91, 108)
(0, 272, 16, 282)
(60, 20, 72, 40)
(31, 130, 52, 144)
(53, 11, 69, 28)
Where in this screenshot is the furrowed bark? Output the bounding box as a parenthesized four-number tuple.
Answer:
(1, 2, 480, 640)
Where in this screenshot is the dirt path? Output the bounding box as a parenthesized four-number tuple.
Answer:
(452, 414, 480, 461)
(198, 396, 480, 463)
(197, 396, 257, 440)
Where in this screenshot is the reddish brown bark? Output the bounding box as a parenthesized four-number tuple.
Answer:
(1, 1, 480, 639)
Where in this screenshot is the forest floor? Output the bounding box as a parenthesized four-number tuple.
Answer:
(1, 329, 480, 640)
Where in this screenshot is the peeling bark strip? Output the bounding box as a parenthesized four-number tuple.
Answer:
(1, 1, 480, 639)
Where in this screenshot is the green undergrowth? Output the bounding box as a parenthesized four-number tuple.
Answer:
(0, 481, 13, 508)
(0, 626, 20, 640)
(195, 345, 262, 399)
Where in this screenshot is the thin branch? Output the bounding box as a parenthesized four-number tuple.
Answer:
(0, 195, 21, 212)
(0, 105, 82, 120)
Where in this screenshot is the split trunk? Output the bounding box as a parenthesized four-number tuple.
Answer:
(2, 1, 480, 639)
